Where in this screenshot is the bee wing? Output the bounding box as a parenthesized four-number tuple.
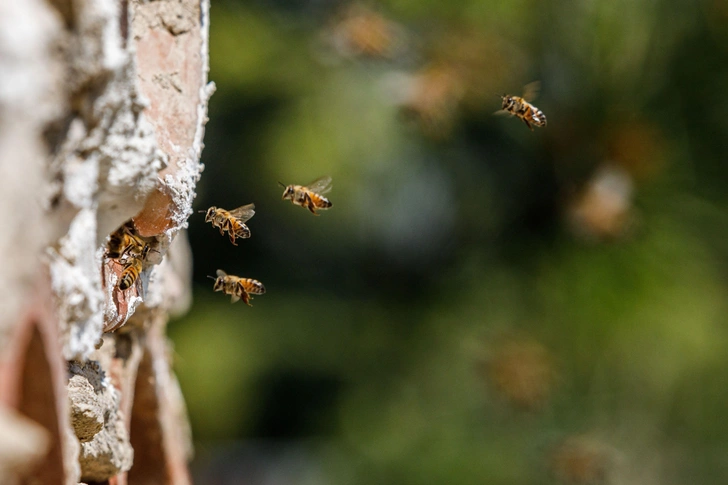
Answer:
(227, 203, 256, 222)
(230, 294, 240, 303)
(522, 81, 541, 102)
(216, 269, 228, 277)
(305, 175, 333, 195)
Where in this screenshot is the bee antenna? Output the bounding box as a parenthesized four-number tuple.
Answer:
(277, 181, 286, 188)
(207, 275, 216, 280)
(198, 209, 207, 213)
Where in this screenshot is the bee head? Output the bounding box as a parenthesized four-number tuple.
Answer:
(108, 231, 123, 247)
(201, 207, 216, 222)
(500, 94, 513, 110)
(208, 274, 224, 292)
(279, 182, 294, 200)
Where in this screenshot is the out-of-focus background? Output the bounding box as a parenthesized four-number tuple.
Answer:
(170, 0, 728, 483)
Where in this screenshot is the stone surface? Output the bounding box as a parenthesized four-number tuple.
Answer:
(0, 278, 81, 484)
(68, 364, 106, 443)
(127, 318, 193, 485)
(0, 0, 61, 359)
(47, 0, 166, 357)
(0, 406, 50, 484)
(0, 0, 210, 482)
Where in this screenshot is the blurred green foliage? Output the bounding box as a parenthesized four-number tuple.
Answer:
(169, 0, 728, 482)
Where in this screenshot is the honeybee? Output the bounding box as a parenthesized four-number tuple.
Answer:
(117, 245, 150, 290)
(327, 4, 406, 59)
(397, 64, 466, 138)
(200, 204, 255, 245)
(209, 269, 266, 306)
(497, 81, 547, 130)
(107, 222, 146, 261)
(279, 176, 333, 215)
(483, 337, 555, 411)
(549, 436, 615, 484)
(106, 221, 153, 290)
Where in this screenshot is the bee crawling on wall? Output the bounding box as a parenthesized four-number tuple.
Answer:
(209, 269, 266, 306)
(279, 176, 333, 215)
(200, 203, 256, 246)
(107, 221, 145, 261)
(106, 221, 153, 291)
(497, 81, 547, 131)
(118, 245, 150, 290)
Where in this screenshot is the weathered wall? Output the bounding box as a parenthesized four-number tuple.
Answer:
(0, 0, 212, 483)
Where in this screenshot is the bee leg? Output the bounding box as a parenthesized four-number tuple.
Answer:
(229, 234, 238, 246)
(522, 118, 533, 131)
(304, 195, 319, 215)
(237, 284, 251, 306)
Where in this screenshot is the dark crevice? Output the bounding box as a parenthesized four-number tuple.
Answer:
(19, 325, 65, 484)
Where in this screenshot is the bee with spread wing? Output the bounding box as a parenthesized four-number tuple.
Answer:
(201, 203, 256, 245)
(279, 176, 333, 215)
(497, 81, 547, 131)
(210, 269, 266, 306)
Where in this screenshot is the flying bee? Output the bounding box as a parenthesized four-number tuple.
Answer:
(209, 269, 266, 306)
(497, 81, 547, 131)
(200, 204, 255, 246)
(279, 176, 333, 215)
(118, 244, 151, 290)
(398, 64, 466, 138)
(202, 205, 255, 239)
(327, 4, 407, 59)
